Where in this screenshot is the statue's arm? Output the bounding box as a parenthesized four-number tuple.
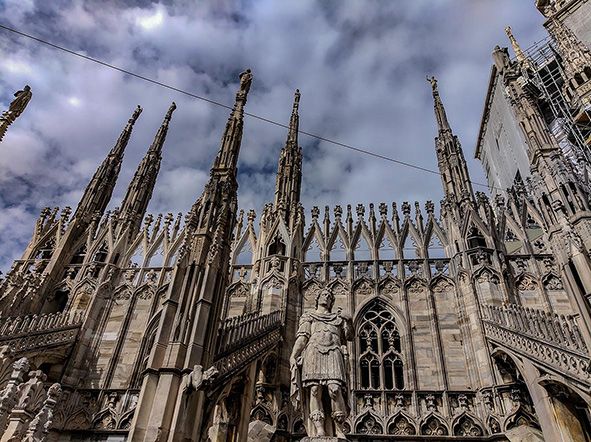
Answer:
(290, 335, 307, 366)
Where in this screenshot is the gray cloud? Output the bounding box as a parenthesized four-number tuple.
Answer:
(0, 0, 546, 270)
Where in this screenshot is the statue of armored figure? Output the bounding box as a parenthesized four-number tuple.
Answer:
(290, 288, 354, 440)
(0, 85, 33, 142)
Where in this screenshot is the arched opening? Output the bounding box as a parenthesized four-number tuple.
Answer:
(40, 288, 70, 314)
(467, 226, 487, 249)
(268, 235, 286, 256)
(93, 242, 109, 263)
(35, 238, 56, 260)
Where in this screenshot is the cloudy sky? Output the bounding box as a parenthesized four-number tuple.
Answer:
(0, 0, 547, 271)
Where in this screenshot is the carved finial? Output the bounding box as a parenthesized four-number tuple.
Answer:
(311, 206, 320, 219)
(356, 204, 365, 218)
(334, 205, 342, 220)
(247, 209, 256, 224)
(425, 200, 435, 214)
(401, 201, 411, 216)
(378, 203, 388, 218)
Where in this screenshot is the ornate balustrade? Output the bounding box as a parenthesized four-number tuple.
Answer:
(0, 311, 83, 338)
(482, 303, 591, 383)
(213, 311, 283, 381)
(0, 312, 83, 354)
(216, 310, 282, 356)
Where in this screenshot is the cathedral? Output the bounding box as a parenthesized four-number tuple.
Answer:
(1, 1, 591, 441)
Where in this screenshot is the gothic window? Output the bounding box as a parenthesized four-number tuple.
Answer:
(93, 242, 109, 263)
(358, 302, 404, 391)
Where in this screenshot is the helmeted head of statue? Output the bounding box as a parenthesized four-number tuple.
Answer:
(315, 288, 335, 310)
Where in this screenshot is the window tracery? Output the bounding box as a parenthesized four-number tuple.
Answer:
(358, 303, 404, 391)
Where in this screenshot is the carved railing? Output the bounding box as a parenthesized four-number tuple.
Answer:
(0, 312, 83, 353)
(0, 312, 83, 338)
(482, 303, 591, 383)
(216, 310, 282, 356)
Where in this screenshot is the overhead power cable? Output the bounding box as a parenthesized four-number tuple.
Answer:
(1, 23, 499, 191)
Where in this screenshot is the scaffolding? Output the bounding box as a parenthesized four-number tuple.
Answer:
(521, 36, 591, 164)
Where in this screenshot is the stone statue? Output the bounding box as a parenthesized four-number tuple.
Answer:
(239, 69, 253, 95)
(0, 85, 33, 141)
(290, 288, 354, 440)
(2, 85, 32, 122)
(427, 75, 438, 91)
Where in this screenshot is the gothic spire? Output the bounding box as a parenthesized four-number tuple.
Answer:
(118, 102, 176, 237)
(427, 77, 474, 204)
(427, 76, 451, 133)
(505, 26, 532, 70)
(274, 89, 303, 226)
(212, 69, 253, 175)
(287, 88, 300, 146)
(72, 105, 142, 225)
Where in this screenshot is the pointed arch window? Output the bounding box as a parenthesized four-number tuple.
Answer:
(358, 302, 404, 391)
